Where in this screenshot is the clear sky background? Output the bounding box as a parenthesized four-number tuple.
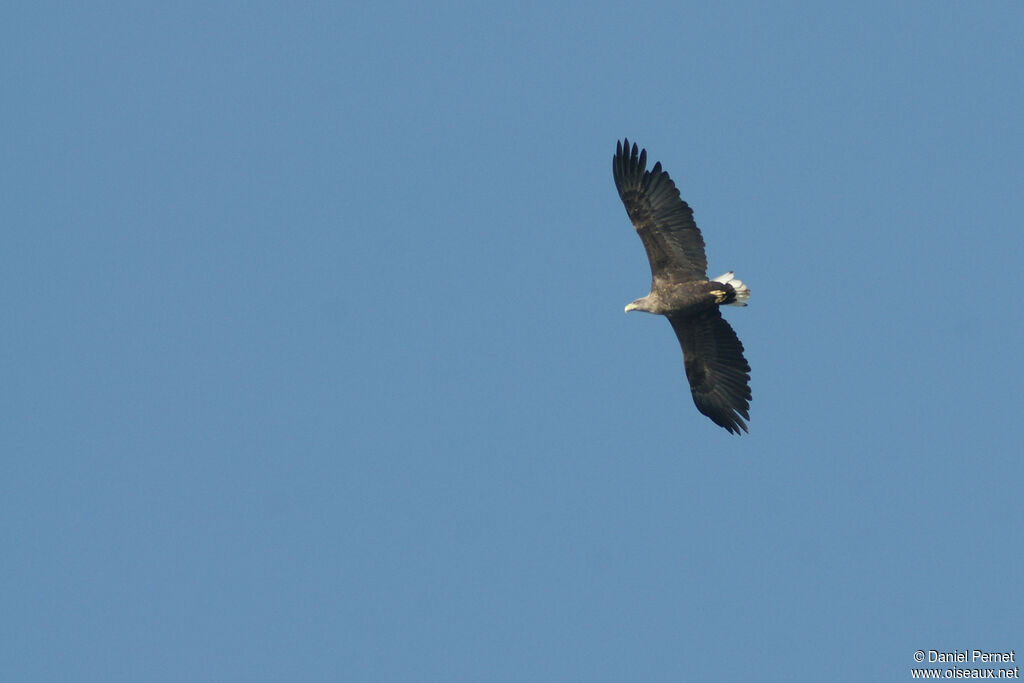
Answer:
(3, 2, 1022, 681)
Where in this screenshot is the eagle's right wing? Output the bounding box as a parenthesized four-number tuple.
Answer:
(668, 308, 751, 434)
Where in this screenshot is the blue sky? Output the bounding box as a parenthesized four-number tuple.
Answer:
(3, 2, 1023, 681)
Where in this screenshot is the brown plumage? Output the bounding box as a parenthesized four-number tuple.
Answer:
(614, 139, 752, 434)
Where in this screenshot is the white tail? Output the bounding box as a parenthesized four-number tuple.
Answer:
(713, 271, 750, 306)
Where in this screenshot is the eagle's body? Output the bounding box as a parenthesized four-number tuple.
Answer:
(625, 280, 737, 316)
(614, 139, 752, 434)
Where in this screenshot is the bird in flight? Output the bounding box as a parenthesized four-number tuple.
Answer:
(613, 139, 752, 434)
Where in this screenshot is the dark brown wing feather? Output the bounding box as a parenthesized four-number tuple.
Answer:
(668, 309, 751, 434)
(613, 139, 708, 284)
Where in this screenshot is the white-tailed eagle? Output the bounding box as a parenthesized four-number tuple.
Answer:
(614, 139, 752, 434)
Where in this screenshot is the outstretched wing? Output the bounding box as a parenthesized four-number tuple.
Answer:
(613, 139, 708, 284)
(668, 309, 751, 434)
